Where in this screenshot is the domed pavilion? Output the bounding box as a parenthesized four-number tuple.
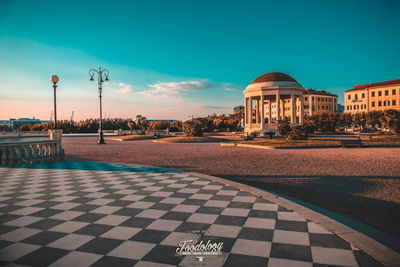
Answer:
(243, 72, 305, 136)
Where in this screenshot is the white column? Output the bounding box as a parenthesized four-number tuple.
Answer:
(249, 97, 253, 126)
(245, 97, 249, 125)
(300, 95, 304, 124)
(260, 95, 265, 128)
(255, 97, 259, 124)
(291, 94, 295, 124)
(268, 98, 272, 124)
(276, 93, 281, 121)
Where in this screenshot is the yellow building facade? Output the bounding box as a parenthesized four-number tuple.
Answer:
(344, 79, 400, 114)
(303, 89, 338, 116)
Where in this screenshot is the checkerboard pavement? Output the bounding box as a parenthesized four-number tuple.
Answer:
(0, 161, 382, 266)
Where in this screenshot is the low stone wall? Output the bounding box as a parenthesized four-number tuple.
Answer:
(0, 130, 64, 166)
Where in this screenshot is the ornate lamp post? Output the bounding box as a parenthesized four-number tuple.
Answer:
(50, 75, 59, 129)
(89, 67, 109, 144)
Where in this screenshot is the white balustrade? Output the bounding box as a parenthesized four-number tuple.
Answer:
(0, 130, 64, 166)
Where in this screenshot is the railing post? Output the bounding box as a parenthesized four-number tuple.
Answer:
(49, 129, 64, 160)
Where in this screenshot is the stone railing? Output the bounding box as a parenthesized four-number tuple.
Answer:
(0, 131, 49, 136)
(0, 130, 64, 166)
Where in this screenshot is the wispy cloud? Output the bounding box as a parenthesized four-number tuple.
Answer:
(194, 104, 226, 109)
(117, 82, 133, 94)
(221, 82, 241, 92)
(137, 80, 210, 102)
(224, 87, 240, 91)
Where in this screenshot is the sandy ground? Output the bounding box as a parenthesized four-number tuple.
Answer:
(63, 136, 400, 238)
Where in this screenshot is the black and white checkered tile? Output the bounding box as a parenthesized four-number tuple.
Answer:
(0, 162, 382, 266)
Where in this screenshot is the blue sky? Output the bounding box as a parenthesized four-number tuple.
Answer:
(1, 0, 399, 120)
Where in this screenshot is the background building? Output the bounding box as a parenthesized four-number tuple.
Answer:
(0, 118, 50, 130)
(303, 89, 338, 116)
(344, 79, 400, 114)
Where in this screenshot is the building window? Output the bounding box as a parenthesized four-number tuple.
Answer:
(372, 102, 375, 107)
(354, 94, 358, 99)
(393, 100, 396, 106)
(347, 95, 350, 100)
(393, 89, 396, 95)
(385, 90, 389, 96)
(305, 97, 308, 101)
(383, 101, 386, 106)
(378, 91, 382, 96)
(362, 93, 365, 98)
(372, 92, 375, 97)
(312, 97, 314, 101)
(387, 101, 390, 106)
(378, 101, 382, 106)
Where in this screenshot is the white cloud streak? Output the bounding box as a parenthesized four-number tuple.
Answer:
(137, 80, 210, 102)
(117, 82, 132, 94)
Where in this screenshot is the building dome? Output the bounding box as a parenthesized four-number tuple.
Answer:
(250, 72, 297, 84)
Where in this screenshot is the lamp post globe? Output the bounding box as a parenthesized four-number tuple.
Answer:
(50, 75, 59, 84)
(50, 75, 59, 129)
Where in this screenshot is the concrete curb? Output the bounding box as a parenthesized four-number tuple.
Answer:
(221, 143, 400, 150)
(186, 171, 400, 267)
(220, 143, 341, 149)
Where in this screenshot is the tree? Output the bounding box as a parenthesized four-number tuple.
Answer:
(183, 119, 203, 136)
(134, 115, 149, 135)
(383, 109, 400, 135)
(352, 112, 366, 131)
(169, 121, 183, 132)
(149, 120, 170, 131)
(342, 113, 353, 130)
(366, 111, 383, 128)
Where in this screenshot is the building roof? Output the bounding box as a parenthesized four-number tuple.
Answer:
(345, 79, 400, 92)
(250, 72, 297, 84)
(304, 89, 337, 97)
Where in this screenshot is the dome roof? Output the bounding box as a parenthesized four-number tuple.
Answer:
(250, 72, 297, 84)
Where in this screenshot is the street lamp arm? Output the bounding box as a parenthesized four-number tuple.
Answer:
(89, 69, 99, 78)
(101, 69, 109, 77)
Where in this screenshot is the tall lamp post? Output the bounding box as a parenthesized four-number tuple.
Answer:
(50, 75, 59, 129)
(89, 67, 109, 144)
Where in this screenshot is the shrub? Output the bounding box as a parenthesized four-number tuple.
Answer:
(0, 124, 11, 131)
(18, 124, 32, 131)
(30, 124, 44, 131)
(287, 125, 309, 140)
(275, 119, 291, 136)
(183, 119, 203, 136)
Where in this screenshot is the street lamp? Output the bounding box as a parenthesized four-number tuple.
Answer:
(50, 75, 59, 129)
(89, 67, 109, 144)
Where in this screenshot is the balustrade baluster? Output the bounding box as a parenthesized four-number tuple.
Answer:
(8, 147, 15, 166)
(1, 147, 7, 166)
(23, 145, 31, 164)
(14, 146, 23, 165)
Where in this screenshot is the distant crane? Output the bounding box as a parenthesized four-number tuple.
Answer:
(70, 111, 74, 123)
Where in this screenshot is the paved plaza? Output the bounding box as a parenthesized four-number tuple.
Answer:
(0, 161, 382, 266)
